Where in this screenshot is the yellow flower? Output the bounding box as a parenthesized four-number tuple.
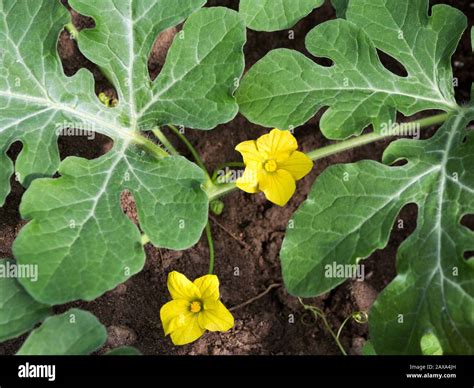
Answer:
(160, 271, 234, 346)
(235, 128, 313, 206)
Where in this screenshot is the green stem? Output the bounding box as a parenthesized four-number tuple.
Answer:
(211, 162, 245, 182)
(205, 112, 451, 202)
(65, 23, 79, 40)
(306, 112, 450, 161)
(299, 298, 347, 356)
(206, 182, 236, 202)
(336, 315, 353, 341)
(152, 127, 178, 155)
(168, 124, 211, 181)
(205, 221, 215, 274)
(141, 234, 150, 245)
(132, 133, 169, 159)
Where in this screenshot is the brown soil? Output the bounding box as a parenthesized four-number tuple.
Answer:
(0, 0, 473, 355)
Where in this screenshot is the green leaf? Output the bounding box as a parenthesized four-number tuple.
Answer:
(138, 7, 246, 129)
(331, 0, 348, 18)
(281, 111, 474, 354)
(0, 259, 51, 342)
(236, 0, 465, 139)
(2, 2, 246, 304)
(17, 308, 106, 355)
(0, 0, 101, 197)
(361, 341, 376, 356)
(239, 0, 323, 32)
(69, 1, 246, 130)
(13, 151, 207, 304)
(106, 346, 142, 355)
(420, 332, 443, 356)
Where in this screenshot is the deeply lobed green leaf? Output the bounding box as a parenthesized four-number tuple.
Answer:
(281, 110, 474, 354)
(14, 149, 209, 303)
(237, 0, 465, 139)
(1, 1, 246, 304)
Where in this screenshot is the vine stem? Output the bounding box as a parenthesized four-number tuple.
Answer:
(298, 298, 348, 356)
(131, 133, 169, 159)
(205, 221, 215, 274)
(211, 162, 245, 182)
(65, 23, 79, 40)
(167, 124, 212, 182)
(305, 112, 450, 161)
(205, 112, 451, 202)
(336, 315, 353, 341)
(229, 283, 282, 311)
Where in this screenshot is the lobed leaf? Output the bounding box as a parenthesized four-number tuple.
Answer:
(17, 308, 106, 355)
(1, 1, 246, 304)
(281, 110, 474, 354)
(0, 259, 51, 342)
(14, 147, 208, 304)
(239, 0, 324, 32)
(237, 0, 465, 139)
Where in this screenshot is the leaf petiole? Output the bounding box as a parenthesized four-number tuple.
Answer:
(140, 234, 150, 246)
(211, 162, 245, 183)
(205, 221, 215, 274)
(306, 112, 451, 161)
(167, 124, 212, 183)
(131, 133, 169, 159)
(151, 127, 178, 155)
(65, 23, 79, 40)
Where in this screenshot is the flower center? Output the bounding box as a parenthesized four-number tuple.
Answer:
(190, 301, 202, 313)
(264, 159, 278, 173)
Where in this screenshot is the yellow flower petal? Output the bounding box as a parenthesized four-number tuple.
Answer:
(279, 151, 313, 180)
(199, 300, 234, 332)
(235, 140, 263, 165)
(256, 129, 298, 159)
(194, 274, 220, 301)
(169, 314, 205, 346)
(160, 299, 190, 335)
(236, 167, 259, 193)
(167, 271, 201, 301)
(259, 169, 296, 207)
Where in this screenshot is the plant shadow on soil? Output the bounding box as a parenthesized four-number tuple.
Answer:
(0, 0, 473, 355)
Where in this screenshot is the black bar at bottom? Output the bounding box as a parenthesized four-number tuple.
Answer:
(0, 356, 472, 385)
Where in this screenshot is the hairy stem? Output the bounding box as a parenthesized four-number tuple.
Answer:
(205, 221, 215, 274)
(152, 127, 178, 155)
(132, 133, 169, 159)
